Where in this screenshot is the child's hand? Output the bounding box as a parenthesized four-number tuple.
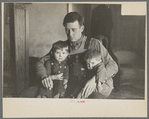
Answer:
(63, 79, 68, 89)
(97, 82, 103, 91)
(42, 77, 53, 90)
(53, 73, 63, 80)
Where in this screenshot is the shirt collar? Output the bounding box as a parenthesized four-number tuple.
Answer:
(51, 55, 67, 64)
(69, 35, 84, 51)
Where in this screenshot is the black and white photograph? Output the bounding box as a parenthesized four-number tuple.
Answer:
(2, 1, 147, 118)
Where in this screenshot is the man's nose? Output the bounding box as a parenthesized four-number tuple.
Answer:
(69, 30, 73, 36)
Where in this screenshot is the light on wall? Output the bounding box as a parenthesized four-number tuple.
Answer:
(67, 3, 72, 13)
(121, 2, 146, 16)
(67, 2, 146, 15)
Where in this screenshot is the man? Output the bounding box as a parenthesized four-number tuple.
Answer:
(35, 12, 118, 98)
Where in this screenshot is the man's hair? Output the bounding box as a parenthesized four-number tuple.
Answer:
(51, 41, 69, 53)
(84, 49, 101, 61)
(63, 12, 84, 26)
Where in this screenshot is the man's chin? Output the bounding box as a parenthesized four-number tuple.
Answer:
(69, 38, 77, 42)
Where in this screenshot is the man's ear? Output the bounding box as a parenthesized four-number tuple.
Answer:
(80, 25, 84, 32)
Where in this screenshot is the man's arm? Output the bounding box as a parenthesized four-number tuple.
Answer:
(35, 52, 51, 80)
(88, 38, 118, 78)
(41, 59, 53, 90)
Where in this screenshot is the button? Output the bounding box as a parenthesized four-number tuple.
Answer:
(51, 63, 53, 65)
(64, 66, 66, 68)
(60, 66, 62, 68)
(58, 71, 60, 73)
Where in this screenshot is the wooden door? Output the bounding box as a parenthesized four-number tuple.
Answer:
(13, 3, 30, 95)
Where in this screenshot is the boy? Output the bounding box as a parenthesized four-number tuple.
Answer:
(37, 41, 69, 98)
(76, 49, 114, 98)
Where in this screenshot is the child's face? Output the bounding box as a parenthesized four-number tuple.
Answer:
(54, 47, 69, 62)
(86, 58, 102, 70)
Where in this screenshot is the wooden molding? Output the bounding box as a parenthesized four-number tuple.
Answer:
(14, 3, 31, 9)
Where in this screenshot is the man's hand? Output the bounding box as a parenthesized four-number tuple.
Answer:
(81, 76, 96, 98)
(42, 77, 53, 90)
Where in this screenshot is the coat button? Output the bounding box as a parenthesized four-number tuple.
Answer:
(76, 55, 79, 58)
(51, 63, 53, 65)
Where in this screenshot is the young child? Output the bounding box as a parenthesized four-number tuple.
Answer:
(37, 41, 69, 98)
(76, 49, 114, 98)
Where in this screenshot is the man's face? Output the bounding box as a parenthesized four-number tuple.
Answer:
(86, 58, 101, 70)
(54, 47, 69, 62)
(65, 20, 84, 42)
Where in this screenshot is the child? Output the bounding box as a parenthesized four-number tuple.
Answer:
(37, 41, 69, 98)
(76, 49, 114, 98)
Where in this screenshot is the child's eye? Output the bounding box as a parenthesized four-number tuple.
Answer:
(63, 52, 68, 54)
(72, 29, 76, 32)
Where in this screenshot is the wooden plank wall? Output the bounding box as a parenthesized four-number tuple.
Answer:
(14, 4, 29, 95)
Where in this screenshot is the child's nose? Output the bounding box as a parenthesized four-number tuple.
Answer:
(59, 53, 62, 57)
(87, 63, 92, 69)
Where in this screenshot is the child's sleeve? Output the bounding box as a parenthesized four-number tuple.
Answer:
(95, 62, 107, 84)
(95, 63, 114, 97)
(63, 65, 69, 80)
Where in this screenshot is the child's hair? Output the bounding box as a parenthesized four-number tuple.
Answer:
(84, 49, 101, 61)
(51, 41, 69, 53)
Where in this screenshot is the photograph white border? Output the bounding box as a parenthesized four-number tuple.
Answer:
(2, 1, 147, 118)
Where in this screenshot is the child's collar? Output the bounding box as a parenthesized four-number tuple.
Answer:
(51, 56, 67, 64)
